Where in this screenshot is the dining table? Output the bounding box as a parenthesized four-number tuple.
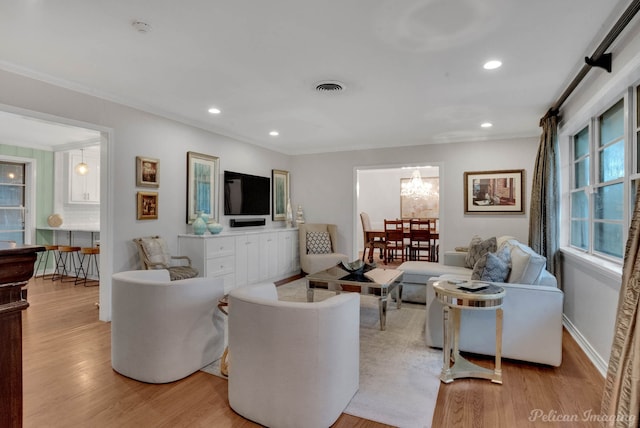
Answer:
(364, 227, 439, 263)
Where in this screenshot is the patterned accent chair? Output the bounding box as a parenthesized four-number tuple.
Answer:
(298, 223, 349, 274)
(133, 236, 199, 280)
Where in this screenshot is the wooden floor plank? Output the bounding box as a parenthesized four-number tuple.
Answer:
(21, 275, 603, 427)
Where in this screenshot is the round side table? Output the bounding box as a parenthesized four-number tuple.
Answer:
(217, 295, 229, 377)
(432, 279, 505, 384)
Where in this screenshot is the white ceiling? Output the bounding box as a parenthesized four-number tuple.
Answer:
(0, 0, 631, 154)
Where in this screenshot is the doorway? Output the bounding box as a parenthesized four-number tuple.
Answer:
(355, 164, 441, 258)
(0, 107, 111, 320)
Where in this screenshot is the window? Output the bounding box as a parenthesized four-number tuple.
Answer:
(0, 161, 26, 244)
(570, 98, 626, 260)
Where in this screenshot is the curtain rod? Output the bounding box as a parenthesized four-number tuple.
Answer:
(548, 0, 640, 116)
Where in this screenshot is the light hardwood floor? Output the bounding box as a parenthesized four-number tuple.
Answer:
(21, 274, 604, 428)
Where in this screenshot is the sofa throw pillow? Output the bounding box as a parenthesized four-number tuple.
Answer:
(306, 231, 332, 254)
(471, 245, 511, 281)
(465, 236, 497, 268)
(507, 242, 547, 284)
(482, 252, 511, 282)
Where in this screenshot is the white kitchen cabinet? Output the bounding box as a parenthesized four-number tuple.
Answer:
(68, 151, 100, 203)
(178, 228, 299, 293)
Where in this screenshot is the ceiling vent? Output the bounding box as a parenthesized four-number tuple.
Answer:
(315, 81, 345, 93)
(132, 20, 152, 33)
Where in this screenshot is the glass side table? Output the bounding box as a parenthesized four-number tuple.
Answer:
(432, 279, 505, 384)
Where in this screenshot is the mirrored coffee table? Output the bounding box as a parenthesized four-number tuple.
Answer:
(305, 265, 403, 331)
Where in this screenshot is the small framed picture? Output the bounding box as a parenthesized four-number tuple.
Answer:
(136, 156, 160, 188)
(137, 191, 158, 220)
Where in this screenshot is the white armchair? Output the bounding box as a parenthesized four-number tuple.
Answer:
(298, 223, 349, 274)
(227, 282, 360, 428)
(111, 269, 225, 383)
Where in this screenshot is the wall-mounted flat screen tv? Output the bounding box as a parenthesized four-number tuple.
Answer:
(224, 170, 270, 215)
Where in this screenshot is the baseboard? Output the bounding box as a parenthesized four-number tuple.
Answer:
(562, 315, 608, 377)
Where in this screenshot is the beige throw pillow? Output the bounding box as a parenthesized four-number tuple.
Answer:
(506, 241, 547, 284)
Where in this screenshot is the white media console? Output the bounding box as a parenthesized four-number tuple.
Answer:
(178, 228, 300, 293)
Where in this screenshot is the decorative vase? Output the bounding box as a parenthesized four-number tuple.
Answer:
(192, 211, 208, 235)
(285, 199, 294, 228)
(295, 204, 305, 226)
(207, 221, 223, 234)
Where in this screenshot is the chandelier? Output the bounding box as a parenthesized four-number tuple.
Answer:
(401, 169, 438, 200)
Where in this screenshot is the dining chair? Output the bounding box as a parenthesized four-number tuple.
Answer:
(407, 218, 432, 261)
(360, 212, 385, 263)
(384, 219, 405, 264)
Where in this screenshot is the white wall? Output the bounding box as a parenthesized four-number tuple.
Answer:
(290, 137, 540, 260)
(0, 69, 292, 321)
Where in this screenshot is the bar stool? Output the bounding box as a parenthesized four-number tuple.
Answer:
(75, 247, 100, 287)
(34, 245, 58, 278)
(53, 245, 81, 282)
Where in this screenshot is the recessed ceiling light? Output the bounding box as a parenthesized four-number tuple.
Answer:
(483, 60, 502, 70)
(269, 131, 279, 136)
(208, 107, 221, 114)
(481, 122, 493, 128)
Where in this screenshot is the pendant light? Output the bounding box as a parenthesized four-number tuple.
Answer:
(75, 149, 89, 175)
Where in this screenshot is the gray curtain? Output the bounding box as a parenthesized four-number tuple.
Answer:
(601, 185, 640, 427)
(528, 111, 560, 286)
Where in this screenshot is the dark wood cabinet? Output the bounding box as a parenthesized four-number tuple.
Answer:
(0, 243, 43, 428)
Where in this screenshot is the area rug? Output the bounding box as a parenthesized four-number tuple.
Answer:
(201, 279, 442, 428)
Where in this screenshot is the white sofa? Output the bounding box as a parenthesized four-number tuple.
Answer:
(111, 269, 225, 383)
(398, 236, 564, 366)
(227, 282, 359, 428)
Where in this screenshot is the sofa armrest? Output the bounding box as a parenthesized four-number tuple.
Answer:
(443, 251, 467, 267)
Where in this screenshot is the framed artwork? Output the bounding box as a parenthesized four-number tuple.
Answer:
(400, 177, 439, 219)
(136, 156, 160, 188)
(137, 191, 158, 220)
(187, 151, 219, 224)
(272, 169, 289, 221)
(464, 169, 525, 214)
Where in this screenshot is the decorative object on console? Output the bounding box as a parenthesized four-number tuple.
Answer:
(136, 156, 159, 188)
(136, 191, 158, 220)
(272, 169, 289, 221)
(285, 199, 293, 227)
(463, 169, 525, 214)
(187, 151, 219, 224)
(192, 211, 208, 235)
(207, 221, 223, 234)
(295, 204, 305, 225)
